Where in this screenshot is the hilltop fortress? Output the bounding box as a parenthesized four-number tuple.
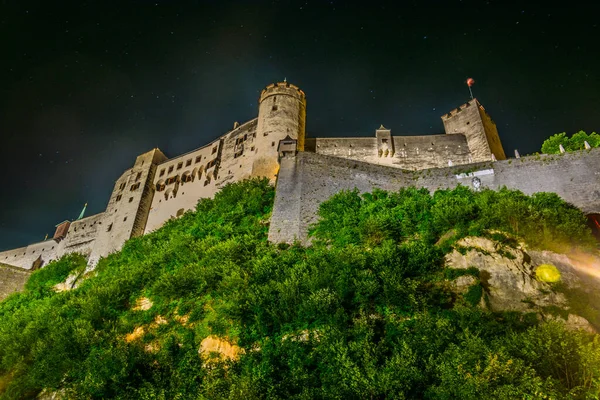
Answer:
(1, 81, 600, 287)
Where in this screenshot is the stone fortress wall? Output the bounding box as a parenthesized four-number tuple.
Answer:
(0, 81, 307, 271)
(268, 148, 600, 244)
(0, 263, 31, 301)
(1, 80, 598, 290)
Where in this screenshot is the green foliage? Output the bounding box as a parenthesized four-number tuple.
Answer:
(541, 130, 600, 154)
(464, 284, 484, 307)
(24, 253, 86, 294)
(0, 179, 598, 399)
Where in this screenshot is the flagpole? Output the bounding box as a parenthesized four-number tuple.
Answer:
(466, 78, 475, 100)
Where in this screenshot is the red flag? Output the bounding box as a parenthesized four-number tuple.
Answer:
(466, 78, 475, 87)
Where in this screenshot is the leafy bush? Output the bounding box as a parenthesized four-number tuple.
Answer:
(541, 130, 600, 154)
(0, 180, 598, 399)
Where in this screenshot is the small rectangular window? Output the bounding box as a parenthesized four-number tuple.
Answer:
(272, 105, 278, 111)
(177, 162, 183, 170)
(123, 217, 127, 222)
(136, 172, 142, 181)
(168, 165, 174, 173)
(129, 197, 134, 203)
(195, 156, 201, 163)
(186, 159, 192, 167)
(212, 146, 218, 154)
(159, 169, 165, 177)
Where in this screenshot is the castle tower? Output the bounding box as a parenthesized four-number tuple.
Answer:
(253, 81, 306, 180)
(441, 98, 506, 162)
(87, 148, 167, 266)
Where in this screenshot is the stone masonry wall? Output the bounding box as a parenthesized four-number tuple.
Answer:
(0, 263, 31, 301)
(305, 134, 472, 171)
(269, 148, 600, 244)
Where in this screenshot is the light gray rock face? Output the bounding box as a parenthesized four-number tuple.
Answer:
(445, 237, 567, 312)
(445, 236, 600, 332)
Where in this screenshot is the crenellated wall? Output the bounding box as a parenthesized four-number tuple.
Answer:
(269, 148, 600, 244)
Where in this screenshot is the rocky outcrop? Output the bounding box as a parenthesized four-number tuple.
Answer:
(445, 236, 600, 332)
(199, 336, 244, 362)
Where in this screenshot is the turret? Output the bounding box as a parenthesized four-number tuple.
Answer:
(253, 81, 306, 180)
(441, 98, 506, 162)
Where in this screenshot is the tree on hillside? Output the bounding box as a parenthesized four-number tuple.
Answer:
(541, 130, 600, 154)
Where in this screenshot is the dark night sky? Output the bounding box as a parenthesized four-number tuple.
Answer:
(0, 0, 598, 251)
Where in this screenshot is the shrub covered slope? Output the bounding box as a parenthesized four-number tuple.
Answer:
(0, 179, 599, 399)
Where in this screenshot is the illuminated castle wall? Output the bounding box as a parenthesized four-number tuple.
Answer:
(12, 81, 594, 284)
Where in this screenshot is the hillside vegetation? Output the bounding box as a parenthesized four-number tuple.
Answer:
(1, 179, 599, 399)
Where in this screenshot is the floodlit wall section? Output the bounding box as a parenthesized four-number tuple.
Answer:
(306, 133, 472, 171)
(145, 119, 259, 234)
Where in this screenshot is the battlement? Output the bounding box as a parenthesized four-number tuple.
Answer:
(259, 81, 306, 103)
(441, 98, 479, 121)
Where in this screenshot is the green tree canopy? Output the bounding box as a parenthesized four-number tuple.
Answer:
(541, 130, 600, 154)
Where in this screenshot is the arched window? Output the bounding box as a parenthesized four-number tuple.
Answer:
(156, 180, 166, 192)
(164, 188, 172, 201)
(204, 172, 212, 186)
(181, 171, 192, 183)
(197, 165, 205, 181)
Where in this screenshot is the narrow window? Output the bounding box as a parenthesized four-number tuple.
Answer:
(130, 182, 140, 191)
(272, 142, 275, 146)
(168, 165, 174, 173)
(186, 159, 192, 167)
(107, 223, 113, 232)
(159, 168, 165, 177)
(136, 172, 142, 181)
(195, 155, 201, 163)
(212, 146, 217, 154)
(116, 194, 122, 202)
(177, 162, 183, 170)
(123, 217, 127, 222)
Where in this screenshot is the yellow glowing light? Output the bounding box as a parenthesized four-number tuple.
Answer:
(535, 264, 561, 283)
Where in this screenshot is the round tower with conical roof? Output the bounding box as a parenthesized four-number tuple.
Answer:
(252, 81, 306, 180)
